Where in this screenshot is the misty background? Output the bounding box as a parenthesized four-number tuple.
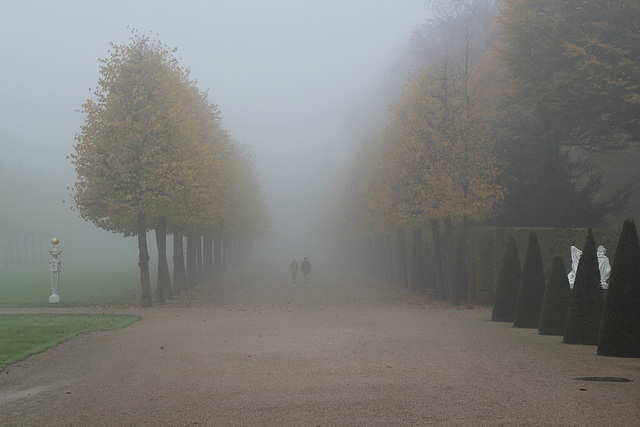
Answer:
(0, 0, 427, 269)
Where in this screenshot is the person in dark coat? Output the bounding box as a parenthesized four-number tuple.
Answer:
(289, 258, 298, 284)
(301, 257, 311, 284)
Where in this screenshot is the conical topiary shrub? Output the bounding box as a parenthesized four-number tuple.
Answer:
(538, 256, 571, 335)
(513, 232, 545, 328)
(492, 236, 521, 322)
(563, 228, 602, 345)
(597, 219, 640, 357)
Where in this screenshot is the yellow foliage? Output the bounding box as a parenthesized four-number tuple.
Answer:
(71, 29, 269, 239)
(340, 56, 504, 236)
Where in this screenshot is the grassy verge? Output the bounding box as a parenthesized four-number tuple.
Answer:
(0, 313, 140, 371)
(0, 266, 141, 308)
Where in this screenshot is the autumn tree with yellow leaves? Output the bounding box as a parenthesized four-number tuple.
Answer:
(71, 30, 268, 306)
(367, 46, 502, 303)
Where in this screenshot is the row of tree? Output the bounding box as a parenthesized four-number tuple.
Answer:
(328, 1, 503, 305)
(492, 219, 640, 358)
(71, 31, 269, 306)
(324, 0, 639, 305)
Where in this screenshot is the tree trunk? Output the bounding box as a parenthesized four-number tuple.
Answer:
(203, 233, 213, 280)
(410, 231, 418, 292)
(462, 214, 472, 308)
(172, 231, 186, 295)
(221, 237, 231, 272)
(154, 217, 172, 303)
(226, 238, 234, 268)
(384, 233, 394, 283)
(371, 234, 381, 276)
(137, 212, 152, 307)
(395, 228, 408, 288)
(186, 232, 197, 289)
(411, 229, 425, 294)
(377, 235, 386, 280)
(371, 235, 379, 276)
(423, 238, 433, 292)
(221, 237, 227, 273)
(214, 235, 222, 276)
(196, 235, 203, 283)
(431, 218, 446, 300)
(444, 215, 458, 305)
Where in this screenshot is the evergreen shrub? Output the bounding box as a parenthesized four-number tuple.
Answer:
(597, 219, 640, 357)
(513, 232, 545, 328)
(563, 229, 602, 345)
(538, 256, 571, 335)
(491, 236, 521, 322)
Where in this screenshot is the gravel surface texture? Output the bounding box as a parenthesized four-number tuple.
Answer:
(1, 264, 639, 426)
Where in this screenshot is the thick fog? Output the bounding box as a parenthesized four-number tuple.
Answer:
(0, 0, 426, 268)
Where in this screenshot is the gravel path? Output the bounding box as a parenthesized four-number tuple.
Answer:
(1, 263, 639, 426)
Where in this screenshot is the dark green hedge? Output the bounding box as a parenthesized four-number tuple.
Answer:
(491, 235, 521, 322)
(597, 219, 640, 357)
(538, 256, 571, 336)
(563, 229, 603, 345)
(513, 232, 546, 328)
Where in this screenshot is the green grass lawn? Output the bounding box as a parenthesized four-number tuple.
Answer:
(0, 264, 142, 308)
(0, 313, 140, 371)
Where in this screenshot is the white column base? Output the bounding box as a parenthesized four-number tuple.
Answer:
(49, 292, 60, 303)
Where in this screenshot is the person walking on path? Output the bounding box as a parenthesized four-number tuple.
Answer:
(289, 258, 298, 284)
(301, 257, 311, 284)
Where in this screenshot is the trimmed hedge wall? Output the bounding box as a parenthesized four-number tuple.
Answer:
(391, 225, 617, 307)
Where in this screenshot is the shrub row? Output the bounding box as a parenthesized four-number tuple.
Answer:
(490, 220, 640, 358)
(466, 227, 618, 306)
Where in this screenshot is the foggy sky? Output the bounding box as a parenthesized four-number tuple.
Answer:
(1, 0, 427, 263)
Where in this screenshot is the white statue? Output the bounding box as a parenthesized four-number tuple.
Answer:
(567, 245, 610, 289)
(597, 245, 611, 289)
(48, 238, 62, 303)
(567, 246, 582, 288)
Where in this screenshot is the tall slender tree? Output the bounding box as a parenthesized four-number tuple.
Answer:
(72, 31, 200, 306)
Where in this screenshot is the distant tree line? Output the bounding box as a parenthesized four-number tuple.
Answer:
(71, 30, 270, 307)
(0, 235, 48, 267)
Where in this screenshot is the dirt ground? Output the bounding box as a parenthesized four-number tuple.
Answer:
(1, 263, 639, 426)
